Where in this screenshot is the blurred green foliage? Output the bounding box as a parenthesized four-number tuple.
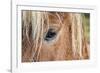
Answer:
(82, 13, 90, 43)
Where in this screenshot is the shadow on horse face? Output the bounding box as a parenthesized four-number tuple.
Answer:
(22, 11, 89, 62)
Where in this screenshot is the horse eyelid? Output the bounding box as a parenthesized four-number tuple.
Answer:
(44, 28, 57, 41)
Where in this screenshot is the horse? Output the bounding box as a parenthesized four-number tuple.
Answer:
(22, 10, 89, 62)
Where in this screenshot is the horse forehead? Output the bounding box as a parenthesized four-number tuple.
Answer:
(48, 12, 70, 21)
(48, 13, 58, 23)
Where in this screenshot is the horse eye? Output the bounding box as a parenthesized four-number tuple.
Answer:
(44, 29, 57, 41)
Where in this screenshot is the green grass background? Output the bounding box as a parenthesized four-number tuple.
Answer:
(82, 13, 90, 43)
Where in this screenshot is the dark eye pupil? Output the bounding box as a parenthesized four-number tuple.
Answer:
(45, 29, 56, 41)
